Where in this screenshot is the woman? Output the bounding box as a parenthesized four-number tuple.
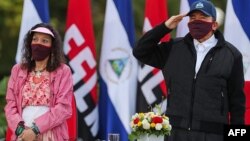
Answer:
(5, 23, 74, 141)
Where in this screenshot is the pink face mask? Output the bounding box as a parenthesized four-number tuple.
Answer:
(31, 44, 51, 61)
(188, 20, 213, 40)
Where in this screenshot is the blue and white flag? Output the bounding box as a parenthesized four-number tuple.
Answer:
(16, 0, 49, 63)
(224, 0, 250, 80)
(98, 0, 137, 140)
(176, 0, 196, 37)
(224, 0, 250, 124)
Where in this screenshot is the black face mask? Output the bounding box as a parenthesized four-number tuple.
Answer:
(31, 44, 51, 61)
(188, 20, 213, 40)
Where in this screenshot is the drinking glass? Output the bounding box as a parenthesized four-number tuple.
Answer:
(108, 133, 120, 141)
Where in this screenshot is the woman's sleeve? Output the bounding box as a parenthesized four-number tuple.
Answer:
(4, 64, 23, 132)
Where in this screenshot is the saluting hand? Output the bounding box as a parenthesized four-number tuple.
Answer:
(165, 14, 186, 29)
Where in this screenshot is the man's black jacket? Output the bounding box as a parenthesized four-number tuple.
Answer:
(133, 23, 246, 134)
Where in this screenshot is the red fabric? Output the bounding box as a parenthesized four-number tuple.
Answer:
(64, 0, 98, 140)
(244, 81, 250, 108)
(244, 82, 250, 125)
(245, 108, 250, 125)
(144, 0, 170, 42)
(5, 127, 12, 141)
(67, 96, 77, 141)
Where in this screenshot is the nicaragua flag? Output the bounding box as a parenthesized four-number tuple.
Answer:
(136, 0, 169, 114)
(15, 0, 49, 63)
(98, 0, 137, 140)
(224, 0, 250, 125)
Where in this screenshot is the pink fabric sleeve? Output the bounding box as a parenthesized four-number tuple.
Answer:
(4, 64, 23, 132)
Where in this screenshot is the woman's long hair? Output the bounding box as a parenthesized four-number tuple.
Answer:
(21, 23, 65, 72)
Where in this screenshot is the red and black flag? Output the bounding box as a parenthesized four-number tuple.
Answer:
(136, 0, 170, 113)
(63, 0, 98, 140)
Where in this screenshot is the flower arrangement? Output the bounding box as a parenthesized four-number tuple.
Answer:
(129, 105, 172, 141)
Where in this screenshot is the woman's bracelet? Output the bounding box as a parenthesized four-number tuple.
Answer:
(31, 123, 40, 136)
(15, 121, 25, 136)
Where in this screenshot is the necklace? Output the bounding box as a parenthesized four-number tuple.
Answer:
(34, 67, 46, 78)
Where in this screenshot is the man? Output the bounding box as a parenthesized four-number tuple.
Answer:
(133, 0, 246, 141)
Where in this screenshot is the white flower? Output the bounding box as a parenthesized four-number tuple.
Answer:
(163, 119, 169, 125)
(145, 112, 154, 118)
(155, 123, 163, 130)
(168, 125, 172, 130)
(142, 119, 150, 130)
